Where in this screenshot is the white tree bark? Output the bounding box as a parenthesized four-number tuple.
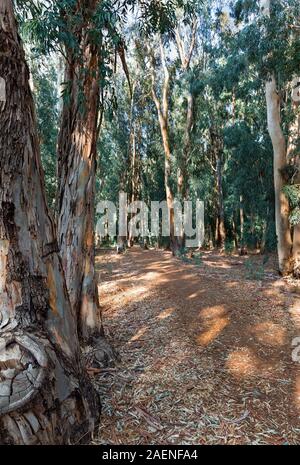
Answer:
(261, 0, 293, 275)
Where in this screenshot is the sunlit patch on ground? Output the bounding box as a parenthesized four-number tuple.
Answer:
(130, 326, 149, 342)
(226, 347, 268, 378)
(93, 247, 300, 445)
(157, 307, 175, 320)
(195, 306, 229, 346)
(250, 322, 287, 347)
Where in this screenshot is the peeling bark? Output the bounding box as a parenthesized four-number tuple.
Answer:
(0, 0, 99, 444)
(57, 0, 101, 340)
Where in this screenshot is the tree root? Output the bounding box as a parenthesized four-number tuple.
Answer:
(83, 336, 120, 369)
(0, 332, 100, 445)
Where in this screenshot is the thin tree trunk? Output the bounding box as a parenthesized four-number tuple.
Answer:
(175, 20, 197, 201)
(150, 39, 179, 254)
(57, 0, 101, 340)
(127, 83, 141, 247)
(232, 217, 239, 251)
(239, 195, 247, 255)
(215, 217, 219, 247)
(159, 113, 177, 253)
(240, 195, 244, 244)
(0, 0, 99, 444)
(128, 124, 142, 247)
(216, 155, 226, 250)
(210, 126, 226, 251)
(177, 91, 194, 200)
(128, 124, 137, 247)
(261, 0, 293, 275)
(175, 21, 197, 248)
(261, 205, 270, 253)
(265, 76, 292, 274)
(177, 91, 194, 250)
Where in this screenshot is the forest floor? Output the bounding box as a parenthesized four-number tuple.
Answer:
(92, 246, 300, 445)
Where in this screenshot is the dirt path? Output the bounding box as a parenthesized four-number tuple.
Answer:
(93, 247, 300, 445)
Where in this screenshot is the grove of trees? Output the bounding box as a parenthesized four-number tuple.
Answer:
(0, 0, 299, 445)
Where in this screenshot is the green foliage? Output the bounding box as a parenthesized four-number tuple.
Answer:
(193, 252, 203, 267)
(244, 257, 265, 281)
(30, 57, 59, 209)
(16, 0, 300, 257)
(283, 185, 300, 226)
(175, 249, 203, 267)
(175, 249, 190, 263)
(283, 185, 300, 208)
(290, 207, 300, 227)
(225, 240, 235, 254)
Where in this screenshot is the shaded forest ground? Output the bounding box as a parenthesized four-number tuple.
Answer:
(92, 247, 300, 445)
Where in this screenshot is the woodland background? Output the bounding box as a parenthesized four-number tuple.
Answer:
(0, 0, 300, 445)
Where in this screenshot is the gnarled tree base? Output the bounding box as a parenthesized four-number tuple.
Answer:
(0, 333, 100, 445)
(83, 336, 120, 370)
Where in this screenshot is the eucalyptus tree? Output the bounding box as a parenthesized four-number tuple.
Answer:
(259, 0, 293, 274)
(18, 0, 185, 337)
(56, 0, 106, 340)
(257, 0, 300, 274)
(0, 0, 187, 445)
(144, 2, 204, 252)
(55, 0, 189, 335)
(0, 0, 99, 444)
(220, 0, 300, 270)
(175, 16, 198, 203)
(149, 36, 180, 252)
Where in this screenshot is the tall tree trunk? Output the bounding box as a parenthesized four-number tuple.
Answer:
(175, 20, 197, 201)
(177, 91, 194, 249)
(128, 124, 137, 247)
(57, 0, 101, 340)
(210, 126, 226, 250)
(150, 40, 179, 254)
(175, 21, 197, 248)
(216, 155, 226, 250)
(178, 90, 194, 202)
(265, 76, 292, 274)
(128, 123, 142, 247)
(127, 83, 142, 247)
(261, 0, 293, 275)
(0, 0, 99, 444)
(159, 113, 177, 253)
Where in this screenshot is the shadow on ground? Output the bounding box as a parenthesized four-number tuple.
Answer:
(93, 247, 300, 445)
